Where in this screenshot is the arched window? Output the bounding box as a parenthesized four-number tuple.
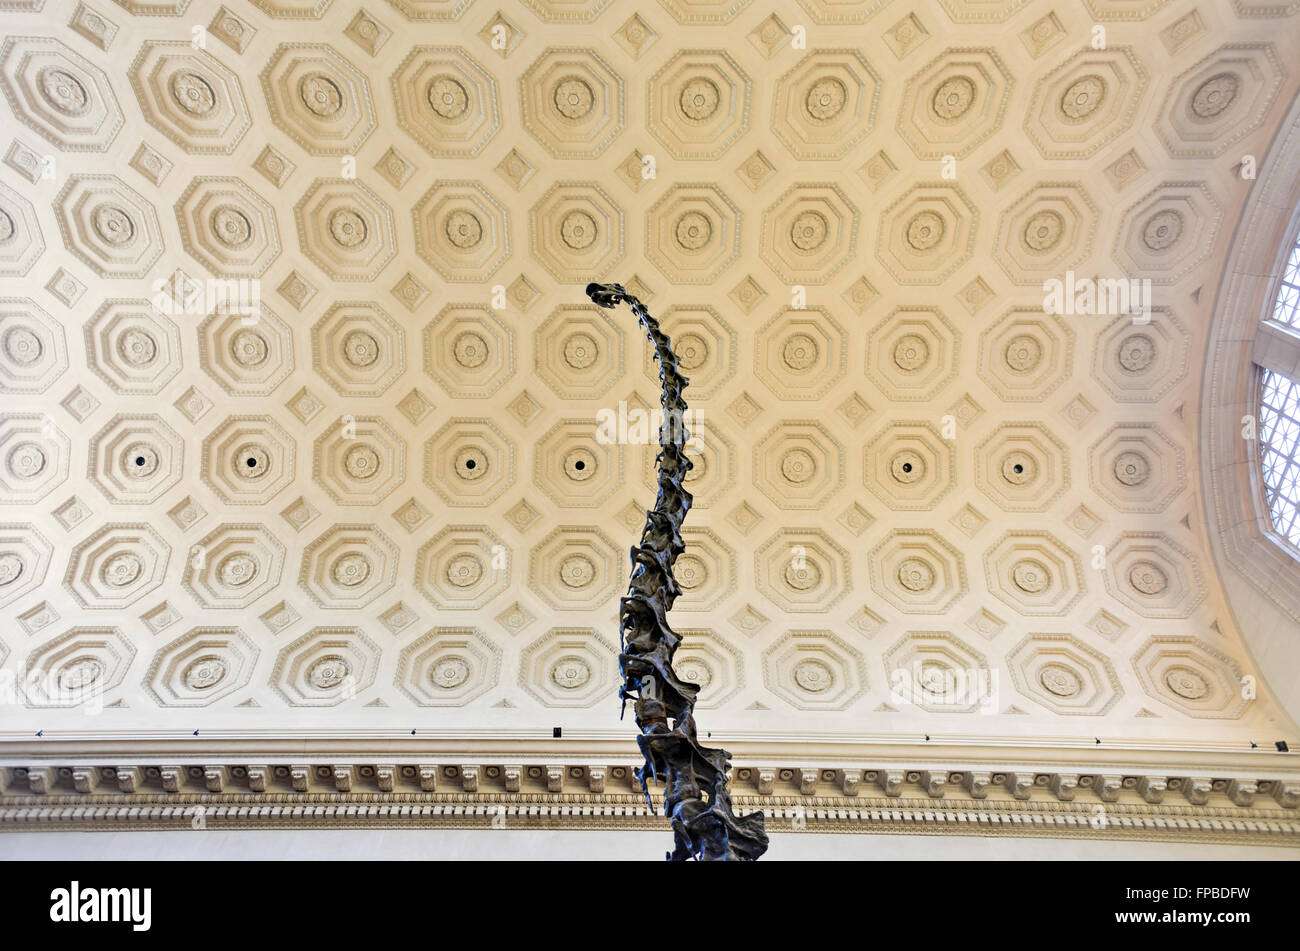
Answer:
(1260, 368, 1300, 547)
(1271, 235, 1300, 328)
(1255, 215, 1300, 550)
(1204, 90, 1300, 723)
(1251, 217, 1300, 552)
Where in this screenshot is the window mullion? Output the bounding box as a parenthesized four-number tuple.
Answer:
(1252, 320, 1300, 381)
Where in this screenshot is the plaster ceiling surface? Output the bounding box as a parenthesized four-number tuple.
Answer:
(1, 0, 1299, 752)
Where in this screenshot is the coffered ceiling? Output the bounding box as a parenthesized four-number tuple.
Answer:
(2, 0, 1299, 753)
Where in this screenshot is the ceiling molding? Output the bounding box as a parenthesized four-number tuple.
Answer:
(2, 1, 1300, 828)
(2, 759, 1297, 847)
(1201, 83, 1300, 725)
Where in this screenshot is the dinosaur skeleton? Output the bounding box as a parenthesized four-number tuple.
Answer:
(585, 281, 769, 862)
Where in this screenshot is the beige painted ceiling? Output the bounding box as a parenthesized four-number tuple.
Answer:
(1, 0, 1299, 751)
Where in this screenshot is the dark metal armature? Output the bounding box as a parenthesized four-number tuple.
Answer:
(585, 281, 769, 862)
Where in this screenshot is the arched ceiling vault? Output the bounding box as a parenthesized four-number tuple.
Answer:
(1, 0, 1300, 776)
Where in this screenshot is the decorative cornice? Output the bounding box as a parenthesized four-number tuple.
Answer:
(2, 728, 1291, 763)
(2, 759, 1297, 845)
